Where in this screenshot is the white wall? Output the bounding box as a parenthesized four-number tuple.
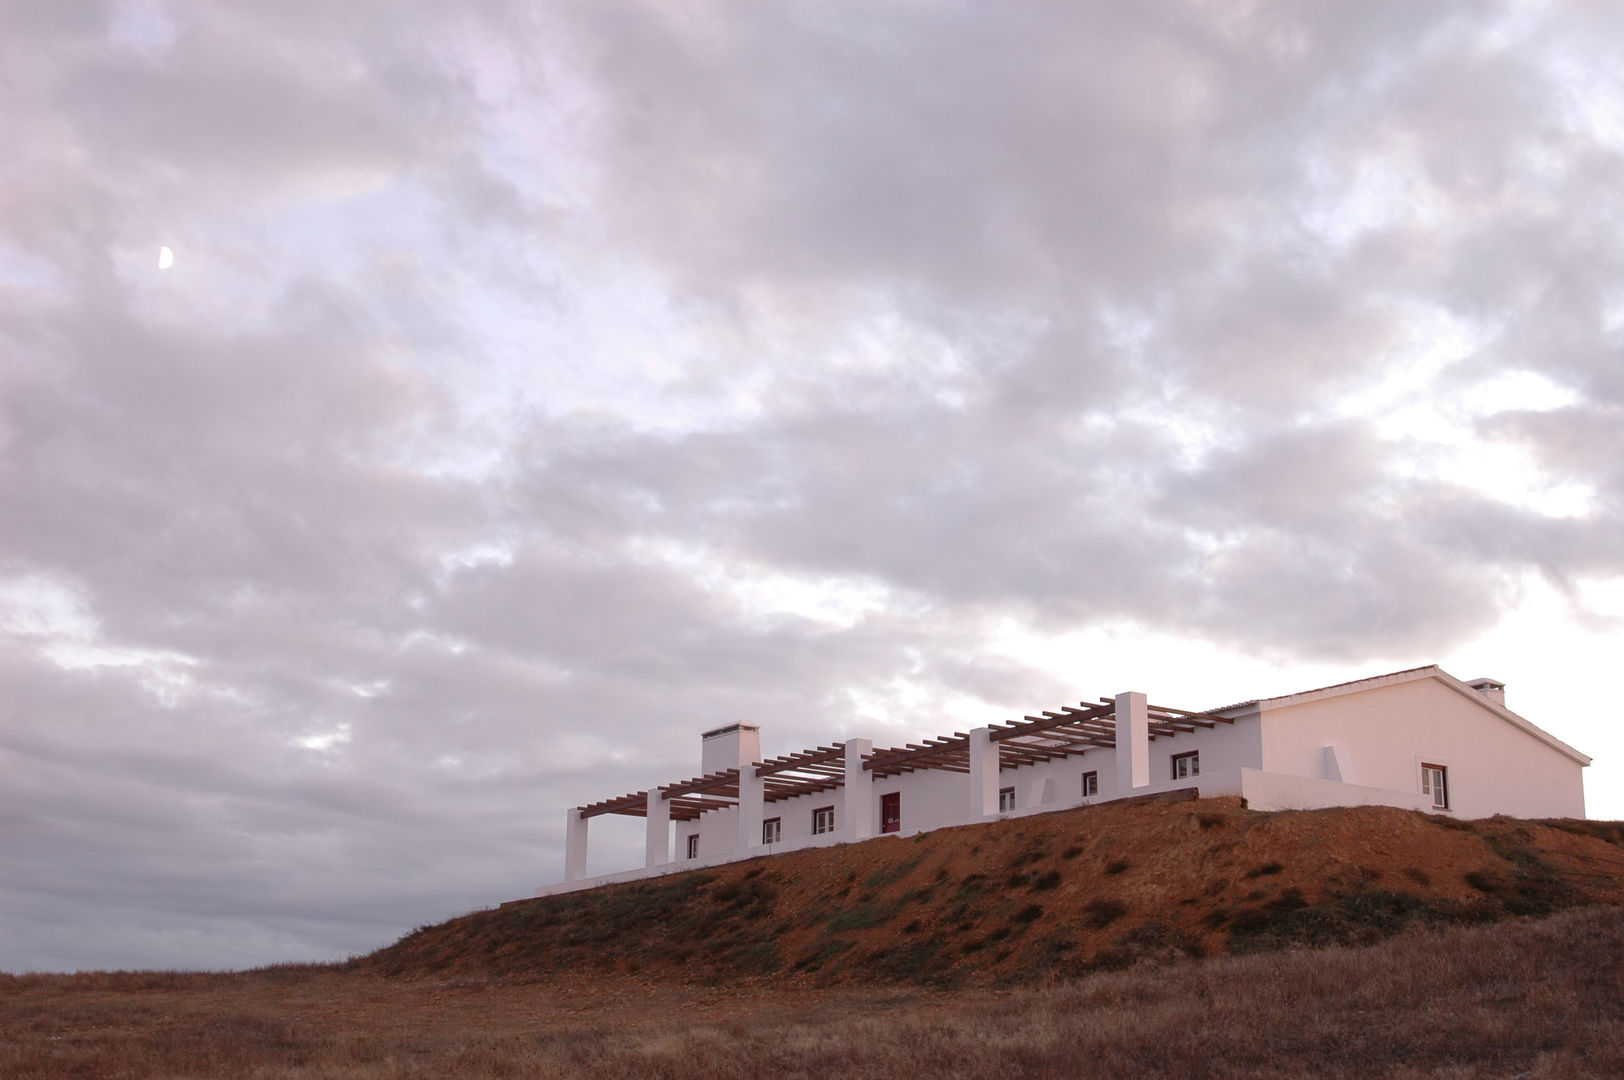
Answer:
(1258, 676, 1586, 819)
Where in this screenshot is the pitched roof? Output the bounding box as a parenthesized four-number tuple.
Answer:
(1212, 664, 1591, 767)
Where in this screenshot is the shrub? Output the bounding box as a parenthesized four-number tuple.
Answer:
(1083, 899, 1128, 929)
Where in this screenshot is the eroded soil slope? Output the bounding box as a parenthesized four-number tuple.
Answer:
(366, 795, 1624, 986)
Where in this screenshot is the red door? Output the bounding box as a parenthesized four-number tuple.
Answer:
(880, 792, 901, 834)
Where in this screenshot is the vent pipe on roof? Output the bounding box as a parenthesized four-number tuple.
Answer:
(1466, 677, 1506, 707)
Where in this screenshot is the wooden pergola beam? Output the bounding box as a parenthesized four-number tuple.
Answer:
(991, 701, 1115, 742)
(1108, 699, 1235, 726)
(864, 735, 970, 775)
(756, 745, 846, 776)
(578, 791, 651, 819)
(766, 778, 842, 802)
(580, 693, 1231, 822)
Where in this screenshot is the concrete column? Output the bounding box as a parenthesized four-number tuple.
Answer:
(1115, 691, 1150, 791)
(737, 765, 765, 850)
(843, 738, 874, 841)
(564, 808, 588, 882)
(1025, 776, 1055, 809)
(644, 790, 670, 868)
(968, 727, 1000, 820)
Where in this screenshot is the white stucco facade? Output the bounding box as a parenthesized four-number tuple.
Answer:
(546, 666, 1590, 896)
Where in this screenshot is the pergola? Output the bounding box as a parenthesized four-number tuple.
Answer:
(576, 696, 1232, 821)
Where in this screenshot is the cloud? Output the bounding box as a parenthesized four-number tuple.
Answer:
(3, 0, 1624, 971)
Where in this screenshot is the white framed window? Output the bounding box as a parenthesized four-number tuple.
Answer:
(1171, 751, 1199, 779)
(812, 806, 835, 834)
(999, 786, 1016, 813)
(1421, 763, 1449, 810)
(1081, 771, 1098, 798)
(686, 834, 699, 859)
(762, 817, 782, 844)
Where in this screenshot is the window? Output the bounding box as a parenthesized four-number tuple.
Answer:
(762, 817, 782, 844)
(686, 834, 699, 860)
(999, 786, 1017, 813)
(1421, 764, 1449, 810)
(880, 792, 901, 834)
(1081, 771, 1098, 798)
(812, 806, 836, 835)
(1171, 751, 1200, 780)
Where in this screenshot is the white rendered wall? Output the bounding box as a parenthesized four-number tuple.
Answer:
(1257, 678, 1585, 819)
(1143, 714, 1263, 784)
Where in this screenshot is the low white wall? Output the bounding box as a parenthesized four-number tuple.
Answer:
(536, 823, 898, 898)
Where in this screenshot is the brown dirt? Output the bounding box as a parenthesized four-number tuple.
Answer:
(364, 795, 1624, 986)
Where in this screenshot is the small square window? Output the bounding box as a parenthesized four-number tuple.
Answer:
(999, 786, 1016, 813)
(1081, 771, 1098, 798)
(762, 817, 782, 844)
(1171, 751, 1199, 780)
(686, 834, 699, 860)
(1421, 764, 1449, 810)
(812, 806, 836, 834)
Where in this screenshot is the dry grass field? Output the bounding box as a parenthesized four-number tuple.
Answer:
(3, 905, 1622, 1079)
(7, 800, 1624, 1079)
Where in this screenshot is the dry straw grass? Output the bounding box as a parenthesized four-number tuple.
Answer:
(4, 905, 1622, 1079)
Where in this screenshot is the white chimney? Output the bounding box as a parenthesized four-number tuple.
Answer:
(1466, 677, 1506, 707)
(701, 722, 762, 775)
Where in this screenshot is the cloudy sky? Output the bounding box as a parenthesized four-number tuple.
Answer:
(4, 0, 1623, 973)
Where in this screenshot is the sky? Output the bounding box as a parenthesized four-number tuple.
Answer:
(3, 0, 1623, 973)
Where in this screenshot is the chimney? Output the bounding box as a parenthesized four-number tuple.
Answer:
(701, 722, 762, 775)
(1466, 677, 1506, 707)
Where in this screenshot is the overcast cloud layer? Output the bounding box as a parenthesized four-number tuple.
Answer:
(4, 1, 1623, 972)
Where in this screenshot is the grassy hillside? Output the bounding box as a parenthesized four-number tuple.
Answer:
(7, 798, 1624, 1078)
(366, 794, 1624, 986)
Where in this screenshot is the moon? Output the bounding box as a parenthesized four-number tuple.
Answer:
(158, 246, 174, 270)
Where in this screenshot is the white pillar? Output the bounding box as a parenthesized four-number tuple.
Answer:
(564, 808, 588, 882)
(737, 765, 765, 850)
(968, 727, 1000, 820)
(1115, 691, 1150, 791)
(843, 738, 873, 841)
(644, 790, 670, 868)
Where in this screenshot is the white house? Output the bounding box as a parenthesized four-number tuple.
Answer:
(545, 666, 1590, 896)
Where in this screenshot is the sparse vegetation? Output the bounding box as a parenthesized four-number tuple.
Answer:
(1084, 897, 1129, 928)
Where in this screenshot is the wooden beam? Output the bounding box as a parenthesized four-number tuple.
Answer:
(659, 769, 740, 799)
(756, 745, 847, 777)
(578, 791, 650, 819)
(1105, 698, 1235, 725)
(864, 735, 970, 774)
(991, 701, 1114, 742)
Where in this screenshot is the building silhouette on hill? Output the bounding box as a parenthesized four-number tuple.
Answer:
(545, 666, 1589, 896)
